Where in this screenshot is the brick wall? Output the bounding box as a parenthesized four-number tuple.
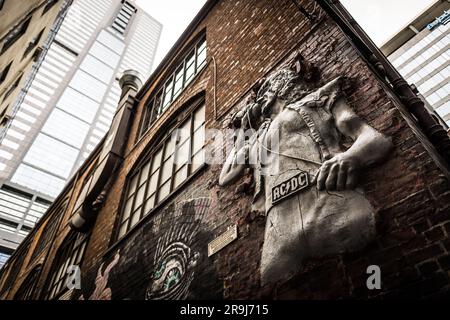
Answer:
(2, 0, 450, 299)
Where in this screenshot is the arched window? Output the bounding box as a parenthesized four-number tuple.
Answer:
(117, 99, 206, 239)
(43, 232, 87, 300)
(0, 245, 28, 296)
(29, 200, 67, 265)
(14, 265, 42, 300)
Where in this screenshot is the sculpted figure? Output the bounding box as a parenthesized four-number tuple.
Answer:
(219, 58, 393, 285)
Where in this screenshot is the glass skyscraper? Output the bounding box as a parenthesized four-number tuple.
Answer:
(381, 2, 450, 127)
(0, 0, 161, 268)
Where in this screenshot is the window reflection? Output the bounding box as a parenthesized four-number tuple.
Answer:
(11, 164, 66, 198)
(0, 252, 10, 270)
(56, 87, 100, 123)
(44, 233, 87, 300)
(69, 70, 108, 103)
(0, 185, 50, 241)
(80, 55, 115, 84)
(22, 134, 79, 179)
(42, 109, 90, 148)
(139, 37, 207, 137)
(117, 103, 206, 239)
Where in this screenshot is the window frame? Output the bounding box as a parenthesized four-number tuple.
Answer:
(0, 245, 28, 296)
(22, 28, 45, 60)
(28, 202, 66, 264)
(138, 35, 207, 139)
(1, 16, 32, 54)
(2, 73, 23, 102)
(43, 232, 88, 300)
(116, 99, 206, 241)
(41, 0, 59, 16)
(14, 265, 42, 300)
(111, 0, 137, 35)
(0, 61, 12, 84)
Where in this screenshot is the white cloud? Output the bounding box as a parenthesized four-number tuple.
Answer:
(135, 0, 439, 71)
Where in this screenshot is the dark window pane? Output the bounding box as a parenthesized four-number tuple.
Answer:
(173, 66, 184, 96)
(3, 74, 23, 102)
(2, 17, 31, 54)
(121, 104, 205, 239)
(127, 174, 138, 196)
(139, 38, 207, 136)
(0, 61, 12, 84)
(173, 165, 188, 189)
(44, 233, 86, 300)
(23, 29, 45, 59)
(42, 0, 59, 15)
(144, 195, 155, 215)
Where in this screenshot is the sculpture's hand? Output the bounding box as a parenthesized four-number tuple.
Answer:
(317, 153, 359, 191)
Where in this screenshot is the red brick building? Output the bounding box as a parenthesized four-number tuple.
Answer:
(1, 0, 450, 300)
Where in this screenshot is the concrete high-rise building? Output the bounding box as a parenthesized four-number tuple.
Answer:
(0, 0, 66, 138)
(2, 0, 450, 301)
(381, 0, 450, 128)
(0, 0, 161, 268)
(0, 0, 70, 271)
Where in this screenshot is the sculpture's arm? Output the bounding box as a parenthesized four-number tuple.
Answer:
(219, 129, 250, 187)
(317, 96, 393, 191)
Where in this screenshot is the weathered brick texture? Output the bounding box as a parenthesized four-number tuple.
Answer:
(2, 0, 450, 300)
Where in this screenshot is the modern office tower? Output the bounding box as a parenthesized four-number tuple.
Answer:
(0, 0, 162, 267)
(381, 0, 450, 127)
(0, 0, 66, 135)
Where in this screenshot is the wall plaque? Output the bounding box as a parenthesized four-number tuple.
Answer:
(208, 225, 238, 257)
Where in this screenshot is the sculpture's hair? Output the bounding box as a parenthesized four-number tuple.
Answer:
(256, 54, 318, 108)
(257, 68, 301, 101)
(226, 54, 318, 127)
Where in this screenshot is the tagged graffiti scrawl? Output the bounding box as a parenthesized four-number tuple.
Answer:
(146, 198, 211, 300)
(80, 251, 120, 300)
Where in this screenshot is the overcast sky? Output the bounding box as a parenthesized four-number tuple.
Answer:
(340, 0, 437, 45)
(136, 0, 439, 71)
(135, 0, 207, 70)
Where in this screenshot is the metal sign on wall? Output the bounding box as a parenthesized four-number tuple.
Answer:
(272, 171, 310, 205)
(208, 225, 238, 257)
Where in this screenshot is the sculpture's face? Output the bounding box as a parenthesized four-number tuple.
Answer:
(257, 69, 299, 117)
(259, 90, 277, 116)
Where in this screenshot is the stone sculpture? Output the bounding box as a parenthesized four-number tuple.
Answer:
(219, 56, 393, 285)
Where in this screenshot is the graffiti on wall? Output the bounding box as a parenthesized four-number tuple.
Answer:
(146, 198, 211, 300)
(78, 197, 221, 300)
(80, 251, 120, 300)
